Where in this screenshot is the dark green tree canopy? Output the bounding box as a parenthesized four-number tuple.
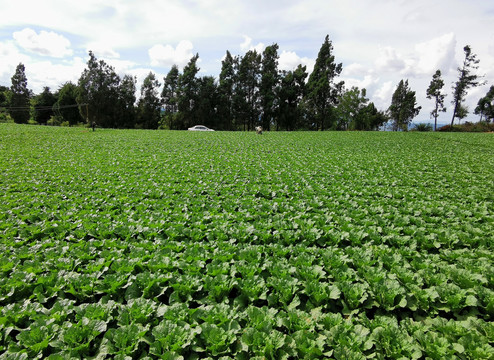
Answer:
(234, 50, 262, 131)
(77, 51, 121, 128)
(54, 82, 84, 126)
(217, 51, 236, 130)
(196, 75, 218, 129)
(475, 85, 494, 122)
(426, 69, 447, 131)
(277, 64, 308, 131)
(260, 44, 280, 131)
(10, 63, 31, 124)
(335, 87, 368, 130)
(162, 65, 180, 115)
(161, 65, 180, 130)
(32, 87, 57, 125)
(117, 75, 137, 128)
(177, 54, 200, 129)
(388, 79, 421, 131)
(137, 72, 162, 129)
(450, 45, 485, 126)
(305, 35, 344, 130)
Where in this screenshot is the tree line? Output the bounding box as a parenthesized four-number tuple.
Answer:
(1, 36, 492, 131)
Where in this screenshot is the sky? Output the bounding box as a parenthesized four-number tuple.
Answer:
(1, 0, 493, 125)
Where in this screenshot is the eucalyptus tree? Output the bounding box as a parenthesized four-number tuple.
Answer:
(426, 70, 447, 131)
(474, 85, 494, 122)
(196, 75, 218, 129)
(117, 74, 137, 128)
(217, 51, 236, 130)
(77, 51, 121, 128)
(10, 63, 31, 124)
(450, 45, 484, 127)
(260, 44, 280, 131)
(277, 65, 308, 131)
(137, 72, 162, 129)
(162, 65, 180, 129)
(234, 50, 261, 131)
(32, 86, 57, 125)
(356, 103, 388, 131)
(335, 87, 368, 130)
(54, 82, 84, 126)
(177, 54, 200, 129)
(388, 79, 421, 131)
(305, 35, 344, 130)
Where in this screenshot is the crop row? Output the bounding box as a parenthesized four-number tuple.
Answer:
(1, 125, 493, 358)
(1, 236, 493, 358)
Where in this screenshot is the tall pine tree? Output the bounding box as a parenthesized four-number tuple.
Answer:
(426, 70, 446, 131)
(10, 63, 31, 124)
(388, 79, 421, 131)
(305, 35, 344, 130)
(217, 51, 236, 130)
(32, 87, 56, 125)
(177, 54, 200, 129)
(450, 45, 484, 127)
(260, 44, 280, 131)
(234, 50, 261, 131)
(77, 51, 121, 128)
(162, 65, 180, 129)
(137, 72, 162, 129)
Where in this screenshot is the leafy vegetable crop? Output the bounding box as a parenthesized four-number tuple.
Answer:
(0, 124, 493, 359)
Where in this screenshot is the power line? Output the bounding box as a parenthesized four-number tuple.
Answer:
(0, 104, 87, 112)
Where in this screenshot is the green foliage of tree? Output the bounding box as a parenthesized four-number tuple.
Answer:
(358, 103, 389, 131)
(277, 65, 308, 131)
(475, 85, 494, 123)
(217, 51, 236, 130)
(196, 76, 218, 129)
(32, 87, 57, 125)
(77, 51, 121, 128)
(53, 82, 84, 126)
(0, 85, 9, 106)
(335, 88, 388, 131)
(10, 63, 31, 124)
(451, 45, 484, 127)
(177, 54, 200, 129)
(117, 75, 137, 129)
(335, 87, 368, 130)
(234, 50, 262, 131)
(0, 85, 12, 122)
(388, 79, 421, 131)
(260, 44, 280, 131)
(137, 72, 161, 129)
(305, 35, 344, 130)
(426, 70, 447, 131)
(162, 65, 180, 129)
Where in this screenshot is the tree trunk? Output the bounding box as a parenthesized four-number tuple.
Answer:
(450, 100, 458, 130)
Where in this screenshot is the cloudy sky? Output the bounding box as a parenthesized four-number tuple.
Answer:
(1, 0, 493, 124)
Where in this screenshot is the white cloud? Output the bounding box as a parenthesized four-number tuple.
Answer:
(375, 46, 407, 73)
(278, 50, 314, 73)
(26, 57, 86, 93)
(86, 42, 120, 59)
(375, 33, 457, 78)
(343, 75, 380, 92)
(372, 81, 394, 109)
(240, 36, 265, 53)
(342, 63, 369, 77)
(13, 28, 72, 58)
(148, 40, 196, 68)
(405, 33, 457, 77)
(0, 40, 30, 86)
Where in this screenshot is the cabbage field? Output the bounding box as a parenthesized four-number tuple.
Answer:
(0, 123, 493, 359)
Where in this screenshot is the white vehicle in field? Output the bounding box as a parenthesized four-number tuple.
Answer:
(188, 125, 214, 131)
